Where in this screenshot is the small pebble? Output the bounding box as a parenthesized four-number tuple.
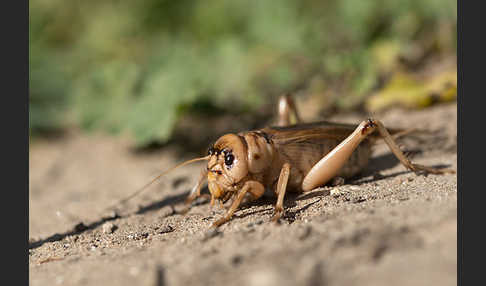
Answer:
(330, 188, 341, 197)
(102, 222, 117, 234)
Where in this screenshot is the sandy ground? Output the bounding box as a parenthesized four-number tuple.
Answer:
(29, 103, 457, 286)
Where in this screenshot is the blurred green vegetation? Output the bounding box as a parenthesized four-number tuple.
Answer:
(29, 0, 456, 146)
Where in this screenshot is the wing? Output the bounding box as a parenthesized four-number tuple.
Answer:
(262, 120, 405, 146)
(262, 121, 361, 146)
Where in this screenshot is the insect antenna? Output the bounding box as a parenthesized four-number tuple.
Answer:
(102, 155, 210, 213)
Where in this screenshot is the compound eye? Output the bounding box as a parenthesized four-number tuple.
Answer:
(224, 153, 234, 167)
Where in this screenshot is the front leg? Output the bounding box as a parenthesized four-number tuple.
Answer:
(302, 118, 454, 191)
(182, 169, 208, 211)
(212, 181, 265, 228)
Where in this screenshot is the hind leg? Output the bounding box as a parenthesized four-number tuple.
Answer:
(372, 119, 455, 175)
(301, 119, 455, 191)
(277, 94, 302, 126)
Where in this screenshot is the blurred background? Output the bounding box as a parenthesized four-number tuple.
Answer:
(29, 0, 457, 149)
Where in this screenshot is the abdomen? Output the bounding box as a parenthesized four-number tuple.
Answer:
(280, 139, 373, 191)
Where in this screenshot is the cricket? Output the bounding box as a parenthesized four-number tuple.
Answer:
(110, 94, 455, 228)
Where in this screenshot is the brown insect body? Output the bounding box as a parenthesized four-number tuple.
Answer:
(206, 121, 387, 205)
(202, 94, 454, 228)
